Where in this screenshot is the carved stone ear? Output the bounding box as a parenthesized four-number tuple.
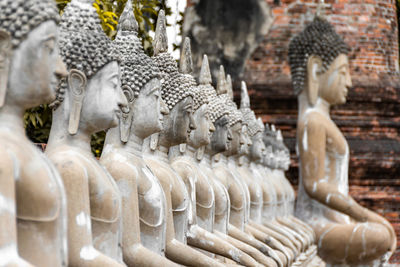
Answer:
(68, 69, 87, 135)
(150, 133, 159, 151)
(0, 30, 12, 108)
(179, 143, 186, 153)
(306, 55, 322, 106)
(196, 146, 205, 161)
(119, 85, 134, 143)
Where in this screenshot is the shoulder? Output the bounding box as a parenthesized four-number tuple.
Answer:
(48, 151, 89, 183)
(100, 153, 138, 181)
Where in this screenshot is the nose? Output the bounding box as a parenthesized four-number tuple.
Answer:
(247, 137, 253, 146)
(160, 98, 169, 115)
(209, 121, 216, 133)
(227, 128, 233, 141)
(345, 71, 352, 88)
(55, 56, 68, 79)
(261, 143, 266, 152)
(189, 112, 196, 130)
(118, 86, 128, 111)
(239, 132, 245, 145)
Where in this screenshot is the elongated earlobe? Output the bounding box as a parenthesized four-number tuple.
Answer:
(179, 143, 186, 153)
(0, 30, 11, 108)
(119, 85, 134, 143)
(68, 69, 87, 135)
(306, 55, 321, 106)
(150, 132, 159, 151)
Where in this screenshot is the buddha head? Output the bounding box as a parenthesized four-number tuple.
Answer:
(50, 0, 127, 135)
(216, 67, 244, 157)
(198, 58, 231, 155)
(263, 124, 277, 169)
(114, 0, 168, 142)
(288, 16, 352, 107)
(187, 51, 216, 149)
(276, 129, 290, 171)
(239, 81, 265, 162)
(0, 0, 66, 110)
(152, 10, 196, 148)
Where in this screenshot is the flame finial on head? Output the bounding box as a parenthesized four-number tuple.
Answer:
(277, 129, 283, 141)
(240, 81, 250, 109)
(257, 117, 265, 131)
(216, 65, 227, 95)
(117, 0, 138, 33)
(226, 74, 234, 100)
(199, 55, 212, 85)
(153, 10, 168, 56)
(180, 37, 193, 74)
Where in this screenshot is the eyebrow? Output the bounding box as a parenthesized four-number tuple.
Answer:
(107, 73, 119, 80)
(41, 34, 56, 42)
(335, 64, 348, 70)
(147, 86, 159, 96)
(184, 103, 193, 109)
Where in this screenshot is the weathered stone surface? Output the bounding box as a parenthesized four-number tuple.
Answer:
(183, 0, 273, 82)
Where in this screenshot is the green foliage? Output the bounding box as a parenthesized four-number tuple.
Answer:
(25, 0, 173, 156)
(24, 105, 53, 144)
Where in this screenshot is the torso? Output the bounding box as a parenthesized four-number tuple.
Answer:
(0, 130, 66, 267)
(144, 155, 189, 243)
(213, 158, 246, 230)
(100, 146, 166, 255)
(296, 111, 351, 228)
(199, 158, 230, 234)
(47, 146, 121, 260)
(171, 155, 214, 231)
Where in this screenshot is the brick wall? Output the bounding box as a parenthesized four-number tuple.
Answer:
(237, 0, 400, 262)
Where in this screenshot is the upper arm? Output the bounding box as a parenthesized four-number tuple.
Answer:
(299, 116, 356, 216)
(0, 149, 18, 248)
(299, 115, 326, 196)
(51, 156, 94, 259)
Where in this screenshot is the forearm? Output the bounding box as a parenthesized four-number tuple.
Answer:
(305, 181, 368, 222)
(165, 239, 224, 267)
(123, 244, 179, 267)
(187, 225, 257, 266)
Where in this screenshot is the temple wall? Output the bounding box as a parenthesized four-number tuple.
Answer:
(239, 0, 400, 262)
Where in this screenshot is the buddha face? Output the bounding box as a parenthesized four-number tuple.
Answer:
(189, 104, 215, 148)
(263, 145, 273, 167)
(130, 78, 168, 139)
(210, 115, 231, 153)
(250, 131, 265, 162)
(6, 20, 67, 108)
(159, 96, 196, 147)
(318, 54, 352, 105)
(225, 122, 242, 156)
(239, 124, 251, 156)
(80, 61, 128, 133)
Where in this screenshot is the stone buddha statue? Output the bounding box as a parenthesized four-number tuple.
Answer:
(273, 129, 325, 267)
(46, 0, 128, 265)
(168, 39, 268, 266)
(213, 75, 292, 267)
(188, 56, 280, 266)
(99, 2, 177, 266)
(142, 11, 223, 266)
(237, 82, 312, 263)
(289, 16, 396, 265)
(0, 0, 68, 266)
(270, 128, 316, 243)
